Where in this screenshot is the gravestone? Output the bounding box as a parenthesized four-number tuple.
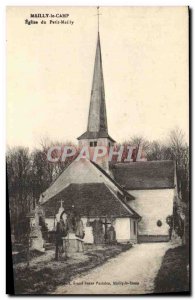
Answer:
(30, 225, 45, 252)
(92, 219, 104, 244)
(55, 203, 85, 255)
(107, 225, 116, 244)
(63, 210, 84, 253)
(30, 205, 45, 252)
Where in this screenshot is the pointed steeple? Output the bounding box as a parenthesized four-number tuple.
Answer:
(78, 32, 115, 143)
(88, 32, 107, 133)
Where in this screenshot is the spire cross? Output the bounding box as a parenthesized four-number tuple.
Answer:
(95, 6, 101, 32)
(60, 200, 64, 208)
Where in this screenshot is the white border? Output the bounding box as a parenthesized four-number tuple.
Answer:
(1, 1, 193, 299)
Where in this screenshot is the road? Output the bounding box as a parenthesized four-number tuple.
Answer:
(54, 242, 174, 295)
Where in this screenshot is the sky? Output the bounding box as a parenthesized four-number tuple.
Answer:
(7, 6, 189, 149)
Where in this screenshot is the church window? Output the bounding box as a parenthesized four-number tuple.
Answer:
(89, 141, 97, 147)
(157, 220, 162, 227)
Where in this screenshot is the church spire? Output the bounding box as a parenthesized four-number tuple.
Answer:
(78, 8, 115, 143)
(87, 31, 107, 133)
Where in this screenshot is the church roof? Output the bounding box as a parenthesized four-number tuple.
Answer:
(42, 183, 140, 219)
(39, 158, 135, 204)
(91, 161, 134, 201)
(77, 131, 115, 142)
(111, 160, 175, 190)
(77, 32, 115, 142)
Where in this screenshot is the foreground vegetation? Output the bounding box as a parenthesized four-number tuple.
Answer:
(13, 243, 131, 294)
(154, 245, 190, 294)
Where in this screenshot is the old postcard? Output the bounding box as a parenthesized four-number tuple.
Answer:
(6, 6, 190, 295)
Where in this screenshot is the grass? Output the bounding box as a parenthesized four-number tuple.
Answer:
(154, 245, 190, 294)
(13, 243, 132, 295)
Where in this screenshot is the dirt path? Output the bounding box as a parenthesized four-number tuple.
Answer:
(54, 242, 175, 295)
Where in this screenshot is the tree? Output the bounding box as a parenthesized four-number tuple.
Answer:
(168, 128, 189, 203)
(6, 147, 32, 240)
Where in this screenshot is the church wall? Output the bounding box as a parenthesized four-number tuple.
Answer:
(81, 217, 136, 244)
(115, 218, 131, 242)
(31, 215, 138, 244)
(128, 189, 174, 237)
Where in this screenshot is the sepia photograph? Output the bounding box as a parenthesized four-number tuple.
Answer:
(6, 6, 190, 295)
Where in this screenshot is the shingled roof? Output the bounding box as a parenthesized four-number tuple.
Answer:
(42, 183, 140, 219)
(91, 161, 134, 200)
(111, 160, 175, 190)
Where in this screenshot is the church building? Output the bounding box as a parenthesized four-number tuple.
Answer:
(36, 27, 177, 244)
